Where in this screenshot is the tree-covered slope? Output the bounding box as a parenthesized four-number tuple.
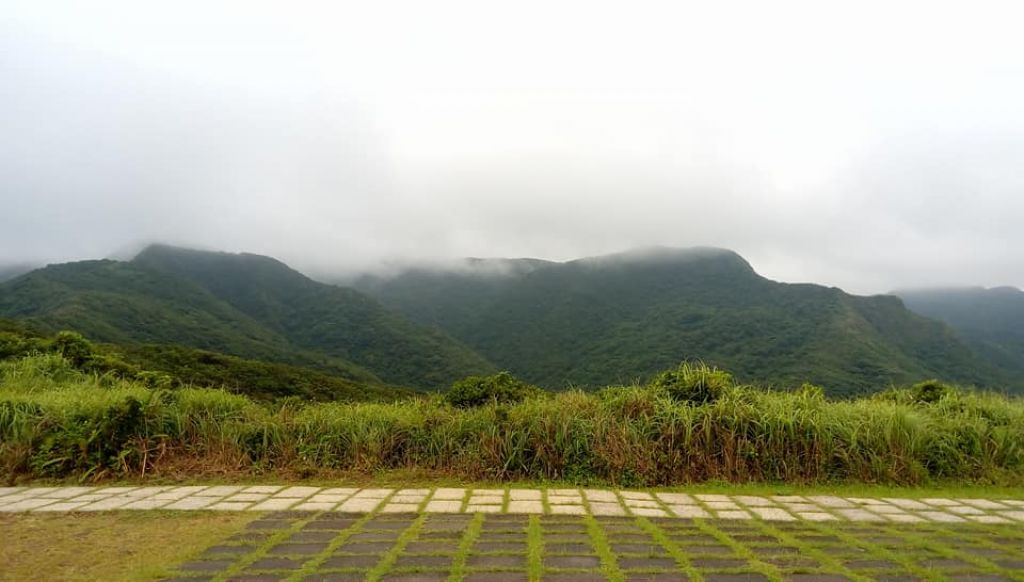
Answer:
(895, 286, 1024, 378)
(131, 245, 496, 388)
(356, 247, 1012, 395)
(0, 249, 496, 389)
(0, 319, 412, 402)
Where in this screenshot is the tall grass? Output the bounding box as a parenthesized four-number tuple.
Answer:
(2, 354, 1023, 485)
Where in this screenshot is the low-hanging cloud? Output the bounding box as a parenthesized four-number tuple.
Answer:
(2, 0, 1023, 294)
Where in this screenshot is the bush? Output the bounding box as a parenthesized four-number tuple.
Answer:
(912, 379, 957, 404)
(649, 361, 732, 404)
(52, 331, 95, 367)
(445, 371, 543, 408)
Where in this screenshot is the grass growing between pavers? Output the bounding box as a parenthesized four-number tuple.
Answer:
(0, 511, 253, 582)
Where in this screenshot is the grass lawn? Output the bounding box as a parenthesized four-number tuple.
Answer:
(0, 511, 253, 581)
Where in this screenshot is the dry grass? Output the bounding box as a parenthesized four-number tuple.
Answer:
(0, 511, 252, 581)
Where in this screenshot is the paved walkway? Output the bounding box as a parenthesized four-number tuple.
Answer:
(2, 486, 1024, 524)
(5, 487, 1024, 581)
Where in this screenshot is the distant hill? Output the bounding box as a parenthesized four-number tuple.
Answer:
(0, 263, 36, 283)
(895, 286, 1024, 379)
(0, 245, 496, 390)
(355, 246, 1017, 395)
(0, 318, 411, 402)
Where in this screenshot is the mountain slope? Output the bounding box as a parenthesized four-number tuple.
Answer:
(895, 286, 1024, 378)
(131, 244, 496, 388)
(0, 247, 497, 389)
(0, 259, 381, 383)
(355, 247, 1012, 394)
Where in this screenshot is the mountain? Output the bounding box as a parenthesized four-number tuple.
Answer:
(354, 246, 1016, 395)
(895, 286, 1024, 379)
(0, 264, 36, 283)
(0, 246, 496, 389)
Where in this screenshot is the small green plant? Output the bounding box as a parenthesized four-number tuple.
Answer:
(445, 371, 543, 408)
(649, 361, 732, 404)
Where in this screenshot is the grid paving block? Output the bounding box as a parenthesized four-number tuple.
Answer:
(379, 575, 449, 582)
(970, 515, 1012, 524)
(781, 503, 823, 512)
(32, 501, 91, 512)
(882, 498, 932, 510)
(241, 485, 283, 494)
(885, 513, 926, 523)
(947, 506, 986, 515)
(467, 504, 503, 513)
(957, 499, 1009, 509)
(273, 486, 321, 498)
(123, 498, 175, 510)
(432, 488, 467, 500)
(806, 496, 854, 508)
(796, 512, 838, 522)
(37, 486, 95, 499)
(748, 507, 796, 521)
(380, 503, 420, 513)
(631, 507, 669, 517)
(734, 496, 774, 507)
(656, 493, 695, 504)
(770, 496, 807, 503)
(323, 554, 380, 568)
(247, 557, 306, 570)
(590, 502, 627, 516)
(695, 494, 731, 502)
(626, 499, 662, 509)
(0, 497, 60, 512)
(196, 486, 243, 497)
(545, 555, 602, 568)
(424, 500, 463, 513)
(307, 495, 349, 503)
(835, 509, 886, 522)
(715, 510, 753, 520)
(551, 505, 587, 515)
(618, 557, 678, 570)
(464, 574, 529, 582)
(509, 489, 542, 501)
(395, 554, 454, 567)
(508, 500, 544, 514)
(337, 498, 383, 512)
(251, 498, 300, 511)
(622, 491, 656, 501)
(389, 495, 427, 504)
(470, 496, 504, 505)
(584, 490, 619, 502)
(270, 542, 330, 555)
(473, 488, 505, 495)
(1001, 511, 1024, 521)
(467, 554, 528, 567)
(921, 498, 960, 506)
(549, 495, 584, 504)
(353, 488, 393, 498)
(704, 501, 741, 510)
(916, 511, 967, 523)
(667, 505, 710, 519)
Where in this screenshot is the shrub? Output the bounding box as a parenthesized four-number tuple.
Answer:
(650, 361, 732, 404)
(445, 371, 543, 408)
(52, 331, 95, 367)
(912, 379, 957, 404)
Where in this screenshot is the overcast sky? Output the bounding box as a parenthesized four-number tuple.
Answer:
(2, 1, 1023, 294)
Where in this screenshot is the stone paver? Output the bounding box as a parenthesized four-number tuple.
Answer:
(145, 511, 1024, 582)
(1, 486, 1022, 531)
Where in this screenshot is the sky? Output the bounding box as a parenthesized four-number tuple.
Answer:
(2, 1, 1023, 295)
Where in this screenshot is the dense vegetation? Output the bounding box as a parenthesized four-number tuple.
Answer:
(0, 245, 495, 389)
(897, 286, 1024, 381)
(356, 247, 1018, 395)
(0, 321, 412, 402)
(3, 353, 1022, 486)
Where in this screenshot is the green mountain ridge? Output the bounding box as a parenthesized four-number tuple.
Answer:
(0, 246, 496, 391)
(354, 246, 1018, 395)
(895, 286, 1024, 381)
